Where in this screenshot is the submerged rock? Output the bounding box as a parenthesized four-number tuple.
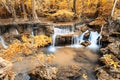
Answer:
(29, 66, 58, 80)
(81, 40, 91, 47)
(84, 31, 90, 40)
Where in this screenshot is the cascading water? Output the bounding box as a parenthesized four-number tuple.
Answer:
(0, 36, 8, 49)
(52, 26, 74, 46)
(15, 29, 19, 35)
(31, 26, 34, 36)
(79, 30, 89, 44)
(71, 30, 89, 48)
(46, 25, 102, 53)
(46, 26, 74, 53)
(87, 31, 101, 51)
(71, 35, 81, 47)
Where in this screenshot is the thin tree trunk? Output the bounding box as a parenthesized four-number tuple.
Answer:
(31, 0, 38, 20)
(111, 0, 118, 17)
(12, 5, 17, 20)
(8, 0, 17, 21)
(73, 0, 77, 14)
(21, 3, 27, 19)
(1, 0, 11, 13)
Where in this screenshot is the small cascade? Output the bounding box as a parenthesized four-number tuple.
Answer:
(31, 26, 34, 36)
(87, 31, 101, 51)
(71, 30, 89, 48)
(15, 29, 19, 35)
(79, 30, 89, 44)
(52, 26, 74, 46)
(71, 35, 81, 47)
(48, 25, 102, 53)
(0, 36, 8, 49)
(54, 27, 74, 35)
(52, 34, 56, 46)
(9, 28, 19, 35)
(46, 26, 74, 53)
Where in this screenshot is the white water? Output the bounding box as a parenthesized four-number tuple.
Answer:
(16, 29, 19, 35)
(0, 36, 8, 49)
(87, 31, 101, 51)
(45, 45, 56, 53)
(46, 26, 74, 53)
(70, 30, 89, 48)
(31, 27, 34, 36)
(52, 26, 74, 46)
(71, 35, 81, 47)
(79, 30, 89, 44)
(48, 26, 101, 53)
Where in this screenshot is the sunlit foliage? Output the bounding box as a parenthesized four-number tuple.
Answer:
(33, 35, 52, 48)
(49, 9, 74, 22)
(101, 54, 120, 69)
(2, 35, 51, 60)
(0, 0, 116, 21)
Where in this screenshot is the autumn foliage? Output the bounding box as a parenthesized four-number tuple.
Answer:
(101, 54, 120, 69)
(0, 0, 116, 22)
(2, 35, 51, 60)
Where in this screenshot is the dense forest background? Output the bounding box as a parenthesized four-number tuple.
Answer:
(0, 0, 119, 23)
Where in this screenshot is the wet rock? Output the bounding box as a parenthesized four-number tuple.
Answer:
(81, 40, 91, 47)
(107, 41, 120, 58)
(97, 69, 115, 80)
(100, 48, 109, 54)
(102, 32, 109, 42)
(108, 37, 116, 42)
(29, 66, 58, 80)
(0, 57, 14, 80)
(109, 67, 120, 79)
(16, 25, 24, 33)
(45, 25, 54, 36)
(57, 65, 83, 80)
(84, 31, 90, 40)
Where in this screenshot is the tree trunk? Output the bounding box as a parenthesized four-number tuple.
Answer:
(111, 0, 118, 17)
(12, 4, 17, 21)
(73, 0, 77, 14)
(21, 3, 27, 20)
(31, 0, 38, 20)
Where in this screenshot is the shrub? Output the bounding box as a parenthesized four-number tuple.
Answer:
(48, 9, 74, 22)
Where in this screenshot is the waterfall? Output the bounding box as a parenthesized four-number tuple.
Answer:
(31, 26, 34, 36)
(15, 29, 19, 35)
(52, 26, 74, 46)
(0, 36, 8, 49)
(48, 25, 102, 53)
(87, 31, 101, 51)
(79, 30, 89, 44)
(71, 30, 89, 48)
(52, 34, 56, 46)
(46, 26, 74, 53)
(71, 35, 81, 47)
(54, 27, 73, 35)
